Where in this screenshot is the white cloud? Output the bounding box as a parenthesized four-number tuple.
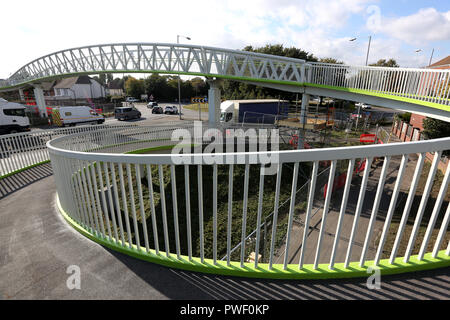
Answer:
(370, 8, 450, 44)
(0, 0, 447, 78)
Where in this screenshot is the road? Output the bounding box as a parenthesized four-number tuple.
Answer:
(104, 102, 208, 126)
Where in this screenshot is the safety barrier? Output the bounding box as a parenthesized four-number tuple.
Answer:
(305, 63, 450, 109)
(48, 125, 450, 279)
(0, 123, 137, 178)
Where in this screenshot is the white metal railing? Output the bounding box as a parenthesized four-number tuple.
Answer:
(1, 43, 449, 112)
(306, 62, 450, 106)
(0, 123, 138, 177)
(47, 125, 450, 275)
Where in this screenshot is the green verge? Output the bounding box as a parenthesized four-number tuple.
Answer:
(0, 160, 50, 180)
(56, 202, 450, 280)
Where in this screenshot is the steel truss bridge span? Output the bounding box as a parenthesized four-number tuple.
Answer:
(0, 43, 449, 121)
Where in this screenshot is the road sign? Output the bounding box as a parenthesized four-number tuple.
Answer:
(191, 97, 207, 103)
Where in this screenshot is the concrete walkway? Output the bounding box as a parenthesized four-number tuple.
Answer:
(0, 164, 449, 300)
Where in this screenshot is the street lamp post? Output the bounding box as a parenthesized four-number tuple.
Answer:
(349, 35, 371, 130)
(415, 48, 435, 67)
(428, 48, 435, 66)
(177, 35, 191, 120)
(349, 36, 372, 66)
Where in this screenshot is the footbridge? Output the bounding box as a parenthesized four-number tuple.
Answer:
(0, 43, 449, 122)
(0, 43, 449, 281)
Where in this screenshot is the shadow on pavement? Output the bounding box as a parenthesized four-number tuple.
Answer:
(106, 248, 450, 300)
(0, 163, 53, 199)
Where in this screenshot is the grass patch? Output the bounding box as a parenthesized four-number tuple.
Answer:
(183, 103, 209, 112)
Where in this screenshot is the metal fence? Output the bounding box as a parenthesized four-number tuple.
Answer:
(47, 125, 450, 277)
(0, 123, 138, 178)
(305, 62, 450, 106)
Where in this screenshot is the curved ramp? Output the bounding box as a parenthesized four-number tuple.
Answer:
(0, 165, 448, 299)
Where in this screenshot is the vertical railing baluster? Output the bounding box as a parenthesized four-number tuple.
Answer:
(89, 162, 106, 238)
(170, 165, 181, 259)
(389, 153, 424, 263)
(329, 159, 355, 269)
(418, 162, 450, 260)
(268, 163, 283, 270)
(254, 166, 265, 269)
(226, 164, 234, 266)
(404, 151, 442, 262)
(147, 164, 159, 254)
(314, 160, 336, 269)
(110, 163, 125, 246)
(100, 162, 116, 242)
(374, 154, 409, 265)
(240, 164, 250, 267)
(299, 161, 318, 269)
(118, 163, 133, 248)
(184, 164, 192, 260)
(360, 156, 391, 266)
(126, 163, 141, 251)
(344, 157, 373, 268)
(158, 164, 170, 256)
(283, 162, 299, 270)
(213, 164, 218, 264)
(136, 164, 150, 253)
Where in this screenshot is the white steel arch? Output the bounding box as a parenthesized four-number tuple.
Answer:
(0, 43, 449, 120)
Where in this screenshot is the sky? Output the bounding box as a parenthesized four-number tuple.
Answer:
(1, 0, 449, 79)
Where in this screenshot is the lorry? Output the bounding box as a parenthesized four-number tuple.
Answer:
(0, 98, 30, 134)
(220, 99, 289, 124)
(51, 106, 105, 127)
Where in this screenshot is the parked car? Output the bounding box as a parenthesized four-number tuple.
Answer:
(172, 106, 178, 114)
(147, 101, 158, 109)
(114, 106, 141, 120)
(164, 106, 177, 114)
(126, 97, 140, 103)
(152, 106, 163, 114)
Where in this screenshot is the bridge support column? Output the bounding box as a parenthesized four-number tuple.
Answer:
(33, 86, 47, 118)
(19, 88, 25, 101)
(298, 94, 309, 149)
(207, 79, 221, 128)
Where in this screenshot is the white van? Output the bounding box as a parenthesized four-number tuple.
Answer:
(0, 98, 30, 135)
(51, 106, 105, 127)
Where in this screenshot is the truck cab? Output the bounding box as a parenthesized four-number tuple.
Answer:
(0, 98, 30, 134)
(220, 100, 236, 123)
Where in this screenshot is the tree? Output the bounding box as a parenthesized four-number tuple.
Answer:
(422, 118, 450, 156)
(125, 77, 145, 98)
(319, 57, 344, 64)
(369, 59, 399, 68)
(106, 73, 113, 85)
(221, 44, 320, 101)
(243, 44, 318, 62)
(190, 77, 208, 96)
